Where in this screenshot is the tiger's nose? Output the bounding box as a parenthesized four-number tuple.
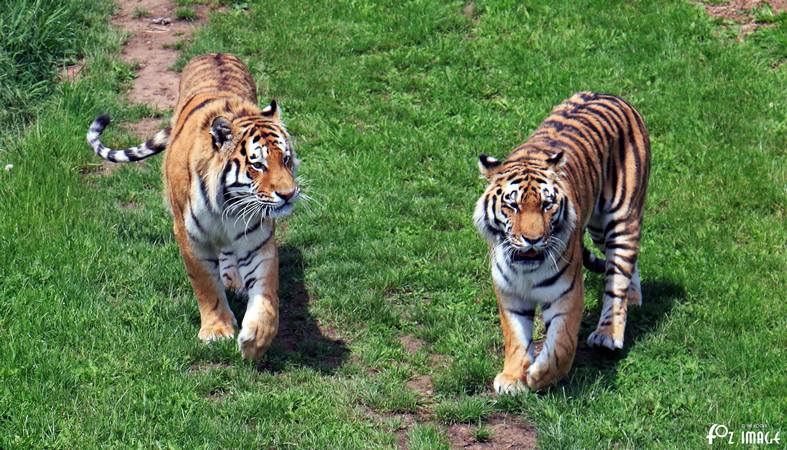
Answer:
(522, 236, 545, 248)
(276, 190, 297, 202)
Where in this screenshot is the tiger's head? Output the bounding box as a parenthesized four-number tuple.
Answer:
(211, 100, 301, 219)
(473, 151, 576, 270)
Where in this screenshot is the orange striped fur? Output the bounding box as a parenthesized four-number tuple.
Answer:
(87, 53, 301, 360)
(474, 92, 650, 392)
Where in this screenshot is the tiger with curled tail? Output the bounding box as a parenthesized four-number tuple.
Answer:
(473, 92, 650, 392)
(86, 53, 301, 360)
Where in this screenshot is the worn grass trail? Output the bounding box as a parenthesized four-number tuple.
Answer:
(1, 0, 785, 448)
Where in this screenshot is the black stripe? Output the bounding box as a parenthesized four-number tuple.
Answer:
(587, 223, 602, 233)
(544, 312, 566, 330)
(535, 261, 569, 288)
(241, 259, 264, 279)
(605, 260, 632, 277)
(593, 101, 626, 125)
(221, 159, 238, 187)
(234, 220, 262, 240)
(605, 229, 628, 241)
(186, 230, 204, 244)
(603, 217, 626, 236)
(236, 232, 272, 267)
(197, 176, 214, 214)
(556, 272, 578, 299)
(189, 209, 205, 234)
(489, 196, 502, 227)
(172, 97, 226, 141)
(494, 260, 511, 285)
(244, 277, 259, 290)
(605, 242, 636, 251)
(506, 308, 535, 318)
(583, 248, 605, 273)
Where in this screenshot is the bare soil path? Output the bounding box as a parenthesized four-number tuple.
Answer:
(113, 0, 208, 136)
(701, 0, 786, 39)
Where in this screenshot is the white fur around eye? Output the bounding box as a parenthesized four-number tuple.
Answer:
(503, 186, 518, 203)
(247, 142, 266, 162)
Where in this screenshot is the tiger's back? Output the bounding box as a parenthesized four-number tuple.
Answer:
(176, 53, 257, 113)
(514, 92, 650, 227)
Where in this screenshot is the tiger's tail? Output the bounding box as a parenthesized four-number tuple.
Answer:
(86, 115, 170, 163)
(582, 247, 606, 273)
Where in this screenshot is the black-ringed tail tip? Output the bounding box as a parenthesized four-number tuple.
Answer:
(86, 114, 171, 163)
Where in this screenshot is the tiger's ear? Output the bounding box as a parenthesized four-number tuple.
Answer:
(545, 151, 565, 169)
(261, 99, 280, 121)
(478, 154, 502, 180)
(209, 116, 233, 151)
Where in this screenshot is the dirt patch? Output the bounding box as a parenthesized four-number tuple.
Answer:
(406, 374, 434, 397)
(206, 386, 232, 401)
(58, 60, 85, 82)
(462, 1, 479, 22)
(446, 413, 537, 450)
(122, 117, 166, 139)
(79, 161, 122, 178)
(366, 405, 537, 450)
(188, 361, 233, 372)
(400, 334, 426, 354)
(393, 413, 417, 449)
(361, 405, 432, 450)
(112, 0, 208, 111)
(700, 1, 786, 39)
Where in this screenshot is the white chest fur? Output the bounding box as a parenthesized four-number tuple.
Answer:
(491, 247, 572, 306)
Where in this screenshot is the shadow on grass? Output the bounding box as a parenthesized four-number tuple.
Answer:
(228, 244, 349, 375)
(559, 277, 685, 392)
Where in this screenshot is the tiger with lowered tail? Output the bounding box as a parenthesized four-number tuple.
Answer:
(473, 92, 650, 392)
(86, 53, 301, 360)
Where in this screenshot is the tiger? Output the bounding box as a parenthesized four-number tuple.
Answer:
(473, 92, 650, 393)
(86, 53, 301, 360)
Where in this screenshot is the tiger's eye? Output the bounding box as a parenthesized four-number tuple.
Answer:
(252, 161, 264, 170)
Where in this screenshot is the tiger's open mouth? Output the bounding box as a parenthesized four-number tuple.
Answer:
(511, 248, 545, 265)
(270, 201, 295, 217)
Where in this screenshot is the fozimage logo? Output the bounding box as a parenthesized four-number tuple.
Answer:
(707, 423, 781, 446)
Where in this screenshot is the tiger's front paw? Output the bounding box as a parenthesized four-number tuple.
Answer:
(237, 320, 278, 360)
(526, 363, 555, 391)
(494, 372, 527, 395)
(198, 321, 235, 342)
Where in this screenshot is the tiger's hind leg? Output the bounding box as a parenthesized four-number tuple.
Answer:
(586, 220, 641, 351)
(627, 263, 642, 306)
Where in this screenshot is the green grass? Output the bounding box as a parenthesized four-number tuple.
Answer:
(174, 7, 198, 22)
(132, 6, 151, 19)
(1, 0, 785, 448)
(0, 0, 115, 131)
